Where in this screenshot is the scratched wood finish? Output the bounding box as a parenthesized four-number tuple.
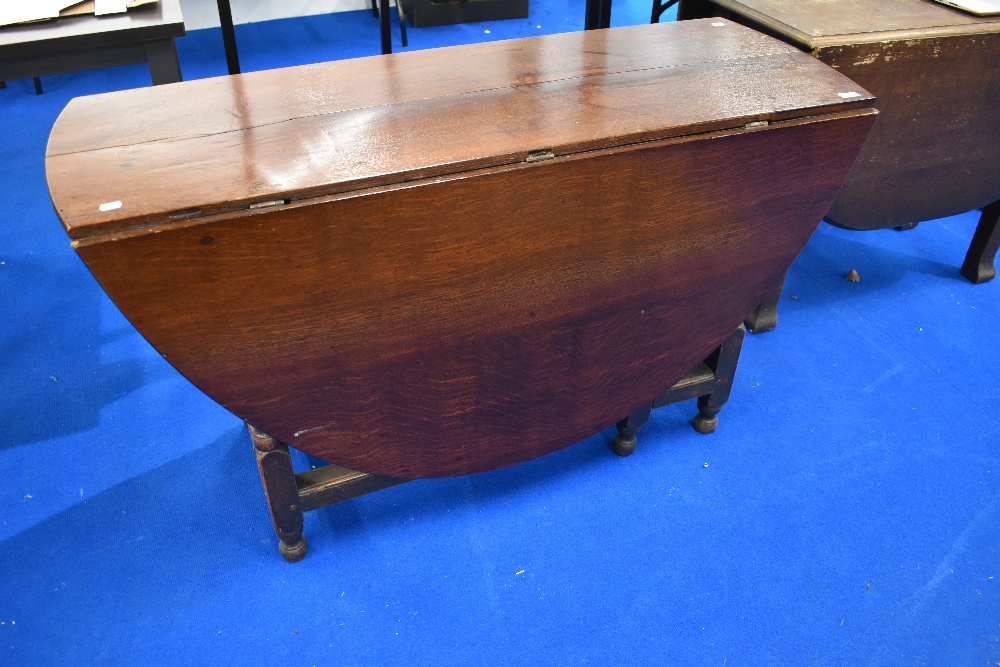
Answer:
(47, 21, 873, 239)
(820, 35, 1000, 228)
(47, 22, 876, 478)
(685, 0, 1000, 229)
(696, 0, 1000, 46)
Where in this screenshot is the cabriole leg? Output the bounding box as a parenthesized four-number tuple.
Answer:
(248, 423, 308, 562)
(960, 200, 1000, 284)
(744, 273, 785, 334)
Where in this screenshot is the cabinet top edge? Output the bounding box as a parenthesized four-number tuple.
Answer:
(709, 0, 1000, 48)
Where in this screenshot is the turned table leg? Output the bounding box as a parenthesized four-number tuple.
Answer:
(247, 423, 308, 562)
(961, 201, 1000, 284)
(611, 404, 653, 457)
(609, 324, 747, 454)
(693, 324, 746, 434)
(744, 273, 785, 334)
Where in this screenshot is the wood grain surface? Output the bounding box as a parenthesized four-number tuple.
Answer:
(48, 21, 877, 478)
(820, 34, 1000, 229)
(47, 20, 873, 240)
(72, 112, 874, 478)
(704, 0, 1000, 48)
(681, 0, 1000, 229)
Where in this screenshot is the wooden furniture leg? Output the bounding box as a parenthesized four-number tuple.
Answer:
(248, 424, 308, 562)
(248, 423, 406, 561)
(690, 324, 746, 434)
(744, 273, 785, 334)
(739, 204, 997, 327)
(611, 404, 653, 457)
(248, 327, 747, 559)
(144, 38, 182, 85)
(961, 200, 1000, 284)
(610, 324, 747, 455)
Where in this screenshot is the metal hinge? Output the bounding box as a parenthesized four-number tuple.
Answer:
(249, 198, 288, 210)
(526, 149, 555, 163)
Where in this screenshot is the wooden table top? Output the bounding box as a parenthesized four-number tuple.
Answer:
(708, 0, 1000, 48)
(0, 0, 184, 58)
(48, 20, 878, 477)
(47, 19, 873, 243)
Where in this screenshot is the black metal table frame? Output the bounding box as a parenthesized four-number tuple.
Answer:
(215, 0, 396, 74)
(215, 0, 625, 76)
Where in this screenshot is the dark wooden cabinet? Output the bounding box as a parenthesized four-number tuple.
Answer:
(47, 21, 875, 558)
(401, 0, 528, 27)
(680, 0, 1000, 330)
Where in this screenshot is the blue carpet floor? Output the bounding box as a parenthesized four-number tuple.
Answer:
(2, 2, 998, 665)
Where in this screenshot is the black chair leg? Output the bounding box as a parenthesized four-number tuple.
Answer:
(378, 0, 392, 54)
(651, 0, 679, 23)
(396, 0, 408, 47)
(216, 0, 241, 75)
(33, 77, 43, 95)
(372, 0, 407, 51)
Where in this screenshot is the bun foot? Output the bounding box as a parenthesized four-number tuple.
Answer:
(611, 406, 651, 457)
(692, 414, 718, 434)
(610, 433, 637, 457)
(279, 536, 308, 562)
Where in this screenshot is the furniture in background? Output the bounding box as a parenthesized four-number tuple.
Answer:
(678, 0, 1000, 332)
(46, 21, 876, 560)
(370, 0, 407, 46)
(0, 0, 183, 90)
(215, 0, 406, 73)
(401, 0, 527, 27)
(0, 77, 44, 95)
(650, 0, 680, 23)
(584, 0, 613, 29)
